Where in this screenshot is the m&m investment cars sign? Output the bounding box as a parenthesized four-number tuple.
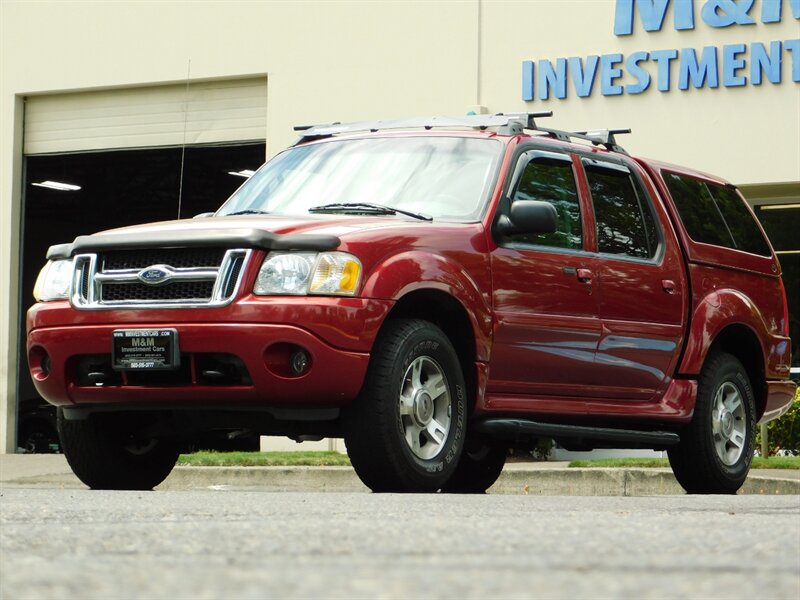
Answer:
(522, 0, 800, 100)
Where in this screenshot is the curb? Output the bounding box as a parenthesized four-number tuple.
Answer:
(4, 466, 799, 495)
(490, 468, 800, 496)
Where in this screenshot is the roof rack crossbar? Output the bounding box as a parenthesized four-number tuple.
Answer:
(527, 126, 630, 154)
(574, 128, 632, 154)
(493, 111, 554, 135)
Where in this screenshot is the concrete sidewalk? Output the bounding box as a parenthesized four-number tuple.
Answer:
(1, 454, 798, 495)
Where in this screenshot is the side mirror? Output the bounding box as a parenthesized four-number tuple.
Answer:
(193, 212, 215, 219)
(497, 200, 558, 235)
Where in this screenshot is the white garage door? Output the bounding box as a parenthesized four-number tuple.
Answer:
(24, 77, 267, 155)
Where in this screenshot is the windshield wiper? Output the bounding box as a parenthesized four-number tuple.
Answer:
(308, 203, 432, 221)
(224, 209, 271, 216)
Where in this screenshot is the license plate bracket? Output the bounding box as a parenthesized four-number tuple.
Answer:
(112, 328, 180, 370)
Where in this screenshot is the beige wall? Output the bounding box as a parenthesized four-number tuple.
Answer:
(481, 1, 800, 185)
(1, 0, 798, 451)
(3, 1, 794, 177)
(0, 1, 481, 154)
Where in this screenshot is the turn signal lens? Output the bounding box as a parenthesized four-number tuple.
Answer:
(339, 260, 360, 292)
(309, 253, 362, 295)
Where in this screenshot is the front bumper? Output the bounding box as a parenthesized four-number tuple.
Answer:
(27, 297, 393, 410)
(28, 322, 370, 409)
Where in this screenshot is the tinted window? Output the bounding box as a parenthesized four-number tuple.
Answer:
(708, 185, 771, 256)
(585, 162, 658, 259)
(663, 173, 730, 247)
(509, 158, 582, 249)
(664, 172, 771, 257)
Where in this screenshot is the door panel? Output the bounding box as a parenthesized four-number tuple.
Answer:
(581, 158, 686, 400)
(490, 249, 601, 396)
(487, 148, 603, 400)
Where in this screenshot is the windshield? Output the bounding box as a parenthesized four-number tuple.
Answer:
(217, 136, 504, 221)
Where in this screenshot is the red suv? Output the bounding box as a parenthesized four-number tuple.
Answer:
(27, 114, 796, 494)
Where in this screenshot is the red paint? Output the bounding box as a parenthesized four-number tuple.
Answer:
(27, 128, 795, 432)
(28, 321, 371, 407)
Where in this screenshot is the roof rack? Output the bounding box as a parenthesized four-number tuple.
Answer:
(292, 113, 555, 144)
(293, 113, 631, 154)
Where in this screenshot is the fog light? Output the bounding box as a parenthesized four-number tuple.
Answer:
(290, 350, 310, 375)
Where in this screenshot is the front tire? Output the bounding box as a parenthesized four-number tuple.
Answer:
(668, 352, 756, 494)
(344, 319, 467, 492)
(58, 410, 179, 490)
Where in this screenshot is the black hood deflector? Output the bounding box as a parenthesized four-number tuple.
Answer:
(46, 228, 341, 260)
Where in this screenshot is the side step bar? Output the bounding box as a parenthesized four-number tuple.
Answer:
(473, 419, 680, 448)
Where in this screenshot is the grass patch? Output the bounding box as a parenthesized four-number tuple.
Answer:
(568, 458, 670, 469)
(177, 451, 351, 467)
(567, 456, 800, 470)
(752, 456, 800, 469)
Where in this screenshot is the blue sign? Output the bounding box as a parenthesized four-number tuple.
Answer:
(522, 0, 800, 101)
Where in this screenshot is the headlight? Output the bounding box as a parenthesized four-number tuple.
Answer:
(254, 252, 362, 296)
(33, 259, 74, 302)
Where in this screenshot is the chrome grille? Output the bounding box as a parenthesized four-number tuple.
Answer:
(71, 248, 252, 309)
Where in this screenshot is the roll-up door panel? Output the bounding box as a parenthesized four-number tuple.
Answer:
(24, 77, 267, 155)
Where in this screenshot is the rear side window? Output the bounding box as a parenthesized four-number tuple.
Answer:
(584, 161, 659, 259)
(664, 172, 771, 257)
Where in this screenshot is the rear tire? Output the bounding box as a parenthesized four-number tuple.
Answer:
(668, 352, 756, 494)
(442, 440, 506, 493)
(344, 319, 466, 492)
(58, 409, 179, 490)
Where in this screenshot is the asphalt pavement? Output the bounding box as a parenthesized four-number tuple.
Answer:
(2, 489, 798, 599)
(1, 454, 798, 495)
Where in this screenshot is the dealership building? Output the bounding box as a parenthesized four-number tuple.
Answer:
(1, 0, 798, 453)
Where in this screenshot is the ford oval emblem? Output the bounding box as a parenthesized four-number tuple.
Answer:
(138, 266, 172, 285)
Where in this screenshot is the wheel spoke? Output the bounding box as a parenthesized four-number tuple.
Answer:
(411, 359, 423, 389)
(729, 429, 745, 450)
(714, 436, 728, 460)
(424, 373, 447, 400)
(711, 409, 721, 434)
(425, 419, 447, 447)
(405, 424, 422, 454)
(399, 393, 414, 416)
(715, 388, 726, 413)
(725, 393, 742, 415)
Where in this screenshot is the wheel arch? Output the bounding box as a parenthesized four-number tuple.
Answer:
(362, 250, 492, 413)
(384, 289, 480, 414)
(708, 324, 768, 421)
(679, 289, 774, 419)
